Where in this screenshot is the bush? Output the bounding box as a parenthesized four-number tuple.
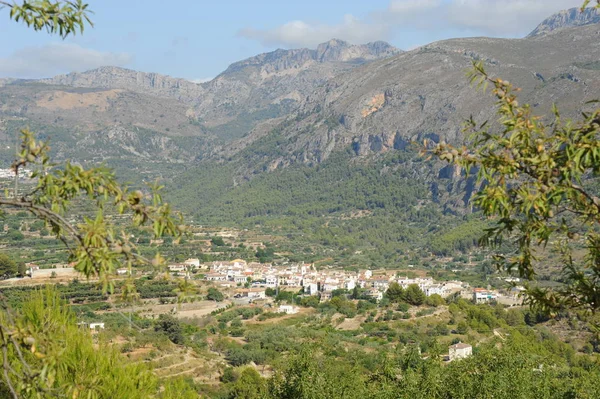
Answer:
(154, 314, 184, 345)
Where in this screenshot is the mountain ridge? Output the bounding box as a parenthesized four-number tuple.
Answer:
(528, 7, 600, 37)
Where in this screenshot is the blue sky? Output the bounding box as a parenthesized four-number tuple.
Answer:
(0, 0, 584, 81)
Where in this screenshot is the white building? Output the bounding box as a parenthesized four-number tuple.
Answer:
(168, 264, 186, 273)
(449, 342, 472, 361)
(205, 273, 227, 281)
(278, 305, 299, 314)
(265, 275, 279, 287)
(424, 284, 448, 297)
(473, 289, 497, 303)
(184, 258, 200, 268)
(304, 283, 319, 296)
(367, 289, 384, 302)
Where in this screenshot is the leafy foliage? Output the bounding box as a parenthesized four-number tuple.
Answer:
(1, 0, 92, 37)
(427, 61, 600, 316)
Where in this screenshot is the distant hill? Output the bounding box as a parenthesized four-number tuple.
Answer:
(528, 7, 600, 37)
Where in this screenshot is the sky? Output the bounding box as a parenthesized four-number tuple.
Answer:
(0, 0, 585, 81)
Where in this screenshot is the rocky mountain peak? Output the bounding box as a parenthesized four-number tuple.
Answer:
(527, 7, 600, 37)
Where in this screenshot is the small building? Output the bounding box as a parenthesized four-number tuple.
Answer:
(367, 289, 384, 302)
(425, 284, 448, 297)
(184, 258, 200, 268)
(304, 283, 319, 296)
(247, 288, 266, 299)
(168, 264, 186, 273)
(205, 273, 227, 281)
(116, 268, 129, 276)
(473, 288, 497, 303)
(319, 291, 332, 302)
(278, 305, 299, 314)
(89, 322, 105, 330)
(265, 275, 279, 287)
(233, 274, 248, 284)
(449, 342, 472, 361)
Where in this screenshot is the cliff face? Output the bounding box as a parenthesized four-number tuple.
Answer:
(231, 23, 600, 170)
(41, 66, 205, 101)
(39, 40, 400, 133)
(527, 7, 600, 37)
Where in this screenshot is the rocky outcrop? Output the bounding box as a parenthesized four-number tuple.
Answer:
(41, 66, 205, 101)
(38, 40, 399, 136)
(528, 7, 600, 37)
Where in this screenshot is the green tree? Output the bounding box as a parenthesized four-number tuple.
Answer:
(154, 314, 184, 345)
(0, 3, 186, 396)
(16, 262, 27, 277)
(229, 368, 267, 399)
(0, 253, 18, 278)
(0, 287, 197, 398)
(427, 60, 600, 316)
(1, 0, 92, 37)
(385, 282, 405, 302)
(425, 294, 445, 307)
(404, 284, 426, 306)
(207, 287, 224, 302)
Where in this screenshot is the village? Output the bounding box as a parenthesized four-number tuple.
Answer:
(166, 258, 524, 307)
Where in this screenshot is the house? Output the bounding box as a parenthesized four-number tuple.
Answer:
(367, 289, 384, 302)
(449, 342, 472, 361)
(265, 275, 279, 287)
(319, 291, 332, 302)
(236, 288, 266, 299)
(89, 322, 105, 330)
(205, 273, 227, 281)
(184, 258, 201, 268)
(425, 284, 448, 297)
(233, 274, 248, 284)
(116, 268, 129, 276)
(473, 288, 497, 303)
(344, 279, 356, 290)
(168, 264, 186, 273)
(372, 279, 390, 291)
(304, 283, 319, 296)
(278, 305, 299, 314)
(77, 322, 105, 331)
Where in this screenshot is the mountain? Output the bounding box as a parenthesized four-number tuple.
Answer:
(527, 7, 600, 37)
(163, 21, 600, 263)
(228, 23, 600, 170)
(3, 11, 600, 262)
(41, 40, 400, 140)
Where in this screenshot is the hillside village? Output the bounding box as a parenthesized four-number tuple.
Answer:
(164, 258, 522, 306)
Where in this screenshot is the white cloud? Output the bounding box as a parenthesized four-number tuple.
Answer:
(239, 0, 587, 49)
(0, 43, 133, 79)
(238, 14, 390, 48)
(445, 0, 584, 36)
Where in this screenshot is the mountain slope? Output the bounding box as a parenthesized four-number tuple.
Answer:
(164, 22, 600, 264)
(528, 7, 600, 37)
(41, 40, 400, 139)
(231, 23, 600, 170)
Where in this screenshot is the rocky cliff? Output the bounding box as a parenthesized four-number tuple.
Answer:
(39, 40, 399, 136)
(527, 7, 600, 37)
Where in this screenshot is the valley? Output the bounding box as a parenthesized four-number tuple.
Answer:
(1, 3, 600, 398)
